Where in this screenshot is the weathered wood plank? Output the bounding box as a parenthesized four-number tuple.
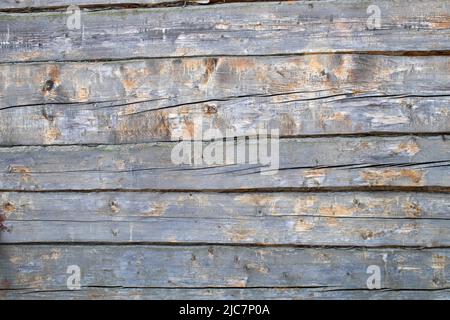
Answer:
(2, 191, 449, 220)
(0, 136, 449, 191)
(0, 0, 190, 10)
(1, 192, 449, 246)
(3, 287, 449, 300)
(6, 217, 449, 246)
(0, 246, 448, 292)
(2, 55, 450, 145)
(1, 1, 450, 62)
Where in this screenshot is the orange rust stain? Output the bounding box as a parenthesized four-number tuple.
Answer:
(360, 169, 424, 186)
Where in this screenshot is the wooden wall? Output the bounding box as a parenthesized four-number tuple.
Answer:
(0, 0, 449, 299)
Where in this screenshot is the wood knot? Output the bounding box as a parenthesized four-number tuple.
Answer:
(203, 104, 217, 114)
(110, 200, 120, 213)
(42, 79, 54, 92)
(2, 201, 15, 214)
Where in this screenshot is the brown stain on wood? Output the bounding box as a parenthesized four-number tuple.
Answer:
(403, 200, 422, 218)
(228, 226, 257, 242)
(8, 165, 32, 183)
(294, 219, 315, 232)
(48, 65, 61, 85)
(0, 213, 7, 231)
(319, 204, 356, 217)
(359, 229, 385, 240)
(146, 203, 167, 216)
(303, 169, 327, 186)
(395, 140, 421, 155)
(2, 201, 16, 214)
(227, 58, 256, 74)
(360, 169, 424, 186)
(202, 58, 218, 84)
(116, 110, 172, 142)
(44, 126, 62, 143)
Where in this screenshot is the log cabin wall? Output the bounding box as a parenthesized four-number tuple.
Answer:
(0, 0, 449, 299)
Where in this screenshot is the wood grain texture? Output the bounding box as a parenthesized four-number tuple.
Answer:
(0, 0, 194, 10)
(0, 192, 449, 246)
(3, 287, 449, 300)
(1, 0, 450, 62)
(1, 55, 450, 145)
(0, 246, 448, 295)
(0, 136, 449, 191)
(1, 0, 449, 300)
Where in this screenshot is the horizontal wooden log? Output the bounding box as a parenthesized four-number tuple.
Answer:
(1, 1, 450, 62)
(1, 191, 449, 246)
(0, 136, 449, 191)
(3, 287, 449, 300)
(2, 191, 449, 220)
(0, 0, 191, 10)
(1, 55, 450, 145)
(0, 246, 448, 293)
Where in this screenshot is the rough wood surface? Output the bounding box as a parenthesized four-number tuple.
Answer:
(0, 0, 192, 10)
(0, 246, 448, 295)
(0, 136, 449, 191)
(0, 192, 449, 246)
(1, 0, 449, 300)
(3, 287, 449, 300)
(1, 55, 450, 145)
(1, 1, 450, 62)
